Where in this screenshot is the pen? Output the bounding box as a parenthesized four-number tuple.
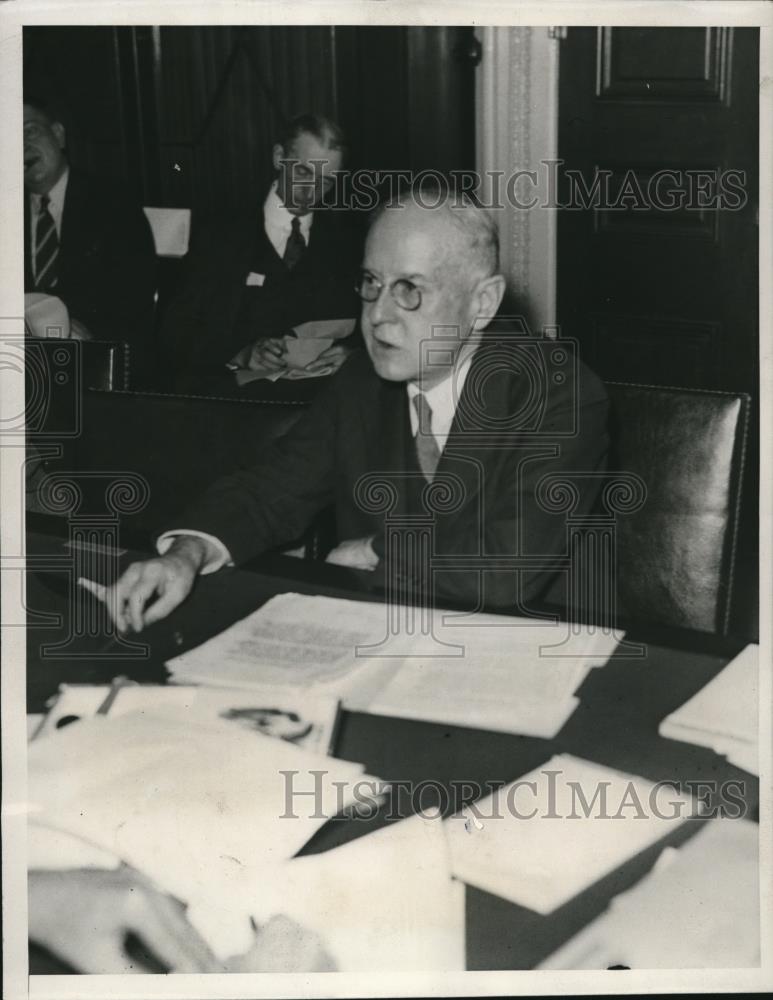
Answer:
(96, 675, 136, 715)
(77, 576, 106, 603)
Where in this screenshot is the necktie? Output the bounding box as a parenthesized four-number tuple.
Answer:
(413, 392, 441, 482)
(34, 195, 60, 292)
(283, 216, 306, 270)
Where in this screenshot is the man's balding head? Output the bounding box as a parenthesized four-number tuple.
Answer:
(373, 186, 500, 283)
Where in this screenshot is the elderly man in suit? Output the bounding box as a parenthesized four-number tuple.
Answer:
(93, 185, 609, 629)
(23, 98, 157, 381)
(159, 113, 362, 390)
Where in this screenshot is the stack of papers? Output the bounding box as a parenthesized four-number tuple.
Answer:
(167, 594, 622, 740)
(445, 754, 695, 914)
(166, 593, 400, 708)
(539, 817, 760, 968)
(34, 681, 341, 755)
(27, 710, 369, 958)
(659, 644, 759, 774)
(365, 610, 619, 738)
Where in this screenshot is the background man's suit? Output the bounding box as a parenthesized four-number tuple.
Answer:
(24, 169, 157, 376)
(172, 337, 609, 610)
(159, 204, 363, 380)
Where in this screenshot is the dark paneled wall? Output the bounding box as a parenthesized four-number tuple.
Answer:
(24, 25, 476, 226)
(24, 28, 140, 198)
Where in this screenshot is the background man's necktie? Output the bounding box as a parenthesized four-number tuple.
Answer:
(283, 216, 306, 270)
(34, 195, 60, 292)
(413, 392, 441, 482)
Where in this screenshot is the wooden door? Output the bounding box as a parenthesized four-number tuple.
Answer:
(556, 26, 760, 639)
(557, 26, 759, 394)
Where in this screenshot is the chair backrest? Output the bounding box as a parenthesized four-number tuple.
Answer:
(605, 381, 750, 634)
(37, 388, 309, 540)
(26, 340, 130, 431)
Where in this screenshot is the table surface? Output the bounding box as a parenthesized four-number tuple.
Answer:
(24, 517, 758, 971)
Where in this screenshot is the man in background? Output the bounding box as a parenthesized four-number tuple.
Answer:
(159, 112, 362, 393)
(23, 97, 157, 384)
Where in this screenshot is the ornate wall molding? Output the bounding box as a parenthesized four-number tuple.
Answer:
(476, 27, 560, 333)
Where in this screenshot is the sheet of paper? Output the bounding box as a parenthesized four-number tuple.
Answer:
(35, 682, 341, 755)
(282, 334, 333, 370)
(231, 318, 357, 383)
(32, 684, 111, 739)
(366, 650, 585, 738)
(142, 206, 191, 257)
(24, 292, 70, 338)
(28, 822, 121, 872)
(279, 318, 356, 374)
(168, 594, 623, 737)
(26, 710, 371, 957)
(291, 318, 357, 341)
(27, 714, 45, 741)
(238, 815, 465, 972)
(364, 611, 620, 737)
(539, 818, 759, 969)
(233, 364, 285, 385)
(659, 643, 758, 773)
(445, 753, 694, 915)
(166, 593, 402, 704)
(114, 684, 341, 755)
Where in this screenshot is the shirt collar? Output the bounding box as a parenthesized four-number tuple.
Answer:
(32, 166, 69, 215)
(263, 180, 314, 238)
(406, 340, 479, 447)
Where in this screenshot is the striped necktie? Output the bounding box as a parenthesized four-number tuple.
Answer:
(413, 392, 441, 482)
(34, 194, 60, 292)
(282, 216, 306, 270)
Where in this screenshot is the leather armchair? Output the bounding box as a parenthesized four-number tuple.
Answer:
(31, 387, 309, 546)
(605, 381, 751, 634)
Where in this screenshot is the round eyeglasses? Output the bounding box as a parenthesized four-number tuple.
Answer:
(354, 271, 422, 312)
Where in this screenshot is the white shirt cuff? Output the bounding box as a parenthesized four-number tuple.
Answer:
(156, 530, 233, 574)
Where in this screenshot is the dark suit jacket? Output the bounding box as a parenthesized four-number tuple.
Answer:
(24, 170, 157, 369)
(159, 201, 363, 375)
(175, 337, 610, 610)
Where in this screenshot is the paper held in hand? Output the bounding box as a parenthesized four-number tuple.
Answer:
(166, 592, 624, 739)
(26, 709, 371, 959)
(233, 317, 356, 384)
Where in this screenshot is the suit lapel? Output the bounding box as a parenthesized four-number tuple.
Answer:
(437, 341, 519, 523)
(377, 377, 411, 517)
(59, 170, 88, 256)
(252, 216, 286, 279)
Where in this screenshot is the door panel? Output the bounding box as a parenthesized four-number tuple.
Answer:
(557, 26, 759, 639)
(557, 26, 759, 394)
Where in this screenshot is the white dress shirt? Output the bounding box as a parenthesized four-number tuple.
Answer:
(29, 167, 69, 276)
(158, 342, 480, 572)
(406, 349, 475, 453)
(262, 180, 313, 258)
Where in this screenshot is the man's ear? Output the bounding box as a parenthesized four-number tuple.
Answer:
(52, 122, 66, 150)
(471, 274, 506, 332)
(272, 143, 285, 172)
